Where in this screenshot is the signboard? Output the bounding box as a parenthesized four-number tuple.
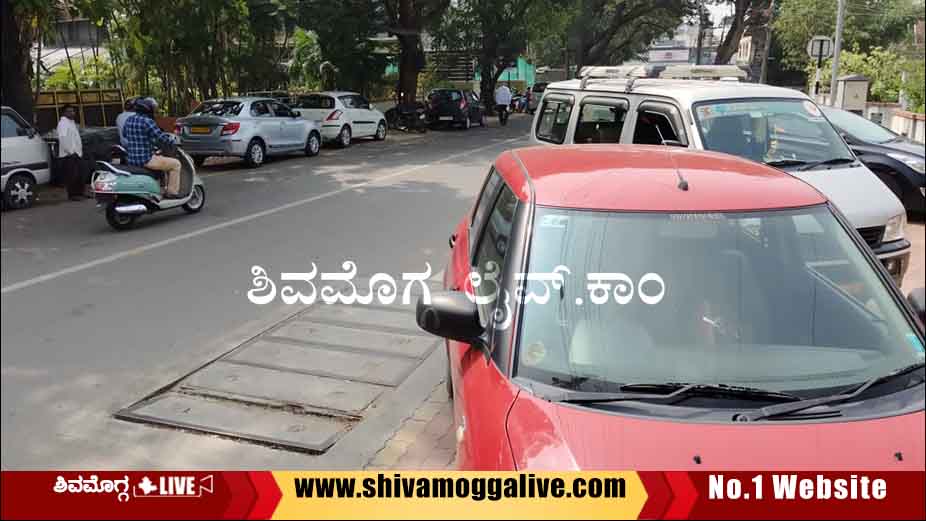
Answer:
(647, 48, 690, 63)
(806, 36, 833, 60)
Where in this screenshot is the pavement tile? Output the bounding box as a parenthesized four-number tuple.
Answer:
(391, 419, 429, 444)
(370, 439, 412, 467)
(411, 401, 444, 422)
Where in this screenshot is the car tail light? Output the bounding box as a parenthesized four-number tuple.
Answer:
(174, 124, 182, 135)
(326, 110, 343, 121)
(220, 122, 240, 136)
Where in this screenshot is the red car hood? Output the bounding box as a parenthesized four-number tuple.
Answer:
(507, 392, 925, 470)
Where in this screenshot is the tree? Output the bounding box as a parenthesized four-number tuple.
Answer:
(773, 0, 920, 71)
(811, 45, 918, 103)
(431, 0, 535, 112)
(572, 0, 693, 70)
(381, 0, 449, 103)
(289, 28, 323, 91)
(2, 0, 55, 122)
(711, 0, 772, 65)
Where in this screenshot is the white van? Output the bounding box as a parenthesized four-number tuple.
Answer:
(530, 77, 911, 284)
(2, 106, 51, 209)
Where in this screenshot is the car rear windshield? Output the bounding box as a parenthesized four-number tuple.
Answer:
(294, 95, 335, 109)
(693, 98, 854, 168)
(191, 101, 243, 116)
(512, 205, 923, 397)
(532, 83, 548, 92)
(429, 90, 462, 102)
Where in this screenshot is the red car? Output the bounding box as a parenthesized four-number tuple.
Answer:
(416, 145, 926, 470)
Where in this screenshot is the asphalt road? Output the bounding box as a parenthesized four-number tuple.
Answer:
(1, 115, 532, 469)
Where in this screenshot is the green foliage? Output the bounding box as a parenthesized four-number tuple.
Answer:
(289, 28, 322, 91)
(45, 56, 117, 90)
(902, 59, 925, 113)
(811, 46, 919, 104)
(774, 0, 921, 71)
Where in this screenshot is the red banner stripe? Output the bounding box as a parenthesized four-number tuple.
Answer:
(663, 471, 699, 520)
(638, 471, 673, 519)
(246, 471, 281, 519)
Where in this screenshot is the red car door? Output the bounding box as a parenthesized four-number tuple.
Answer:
(445, 171, 522, 469)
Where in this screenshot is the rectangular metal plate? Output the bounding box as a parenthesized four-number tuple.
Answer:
(190, 126, 211, 134)
(270, 321, 435, 359)
(229, 340, 419, 387)
(303, 305, 421, 334)
(119, 393, 347, 453)
(181, 361, 383, 415)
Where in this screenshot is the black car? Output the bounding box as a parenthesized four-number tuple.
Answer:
(823, 106, 925, 213)
(426, 89, 485, 129)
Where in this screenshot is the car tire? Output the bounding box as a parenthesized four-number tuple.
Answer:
(2, 173, 37, 210)
(245, 139, 265, 167)
(374, 120, 387, 141)
(305, 132, 321, 157)
(105, 203, 139, 231)
(182, 185, 206, 214)
(192, 156, 207, 167)
(338, 125, 352, 148)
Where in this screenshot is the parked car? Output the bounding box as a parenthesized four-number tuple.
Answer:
(291, 92, 387, 147)
(176, 97, 322, 168)
(527, 82, 548, 114)
(426, 89, 486, 129)
(418, 145, 926, 470)
(822, 106, 925, 214)
(1, 106, 51, 209)
(530, 76, 912, 285)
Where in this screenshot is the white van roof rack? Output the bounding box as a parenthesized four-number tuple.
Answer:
(577, 64, 665, 91)
(657, 64, 748, 80)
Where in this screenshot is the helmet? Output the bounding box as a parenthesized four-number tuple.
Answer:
(124, 97, 136, 110)
(135, 97, 158, 115)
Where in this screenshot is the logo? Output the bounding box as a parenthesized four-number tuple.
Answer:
(133, 475, 213, 498)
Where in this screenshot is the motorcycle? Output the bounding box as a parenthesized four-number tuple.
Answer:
(91, 142, 206, 231)
(385, 101, 428, 133)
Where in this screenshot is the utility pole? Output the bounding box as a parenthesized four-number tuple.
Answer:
(695, 1, 705, 65)
(759, 0, 775, 84)
(829, 0, 846, 105)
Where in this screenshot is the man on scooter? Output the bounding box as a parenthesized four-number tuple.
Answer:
(123, 97, 182, 198)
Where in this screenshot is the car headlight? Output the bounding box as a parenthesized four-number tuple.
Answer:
(883, 212, 907, 242)
(887, 152, 926, 174)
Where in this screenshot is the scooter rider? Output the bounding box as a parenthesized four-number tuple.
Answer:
(123, 97, 182, 198)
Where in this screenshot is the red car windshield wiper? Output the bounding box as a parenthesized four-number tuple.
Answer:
(737, 361, 925, 422)
(796, 157, 857, 171)
(545, 383, 802, 405)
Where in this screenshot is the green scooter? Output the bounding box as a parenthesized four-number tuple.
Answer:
(92, 143, 205, 230)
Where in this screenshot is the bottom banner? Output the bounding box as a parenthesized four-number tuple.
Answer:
(1, 471, 923, 519)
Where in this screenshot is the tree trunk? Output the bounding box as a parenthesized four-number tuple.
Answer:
(714, 0, 748, 64)
(398, 36, 420, 103)
(2, 4, 37, 122)
(479, 57, 495, 115)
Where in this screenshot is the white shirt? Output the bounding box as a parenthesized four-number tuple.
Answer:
(115, 111, 134, 145)
(495, 85, 512, 106)
(56, 117, 82, 158)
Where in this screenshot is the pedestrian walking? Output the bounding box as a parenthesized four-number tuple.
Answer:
(56, 104, 86, 201)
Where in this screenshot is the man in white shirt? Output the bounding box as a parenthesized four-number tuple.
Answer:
(56, 105, 85, 201)
(115, 97, 136, 146)
(494, 83, 512, 125)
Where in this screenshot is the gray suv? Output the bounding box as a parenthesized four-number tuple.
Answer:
(176, 97, 322, 167)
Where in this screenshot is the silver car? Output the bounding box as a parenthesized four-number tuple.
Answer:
(176, 97, 322, 167)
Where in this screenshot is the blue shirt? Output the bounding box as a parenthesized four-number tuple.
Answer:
(123, 113, 173, 166)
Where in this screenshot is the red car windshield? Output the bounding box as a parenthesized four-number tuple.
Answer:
(513, 205, 924, 396)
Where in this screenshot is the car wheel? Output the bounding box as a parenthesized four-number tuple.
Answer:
(374, 120, 387, 141)
(182, 185, 206, 214)
(338, 125, 352, 148)
(305, 132, 321, 157)
(192, 156, 207, 167)
(3, 173, 37, 210)
(245, 139, 265, 167)
(105, 203, 139, 231)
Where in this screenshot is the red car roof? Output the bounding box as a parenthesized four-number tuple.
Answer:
(495, 145, 827, 212)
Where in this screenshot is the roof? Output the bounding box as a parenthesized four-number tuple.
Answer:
(544, 78, 809, 107)
(302, 91, 359, 97)
(203, 97, 268, 103)
(495, 145, 827, 212)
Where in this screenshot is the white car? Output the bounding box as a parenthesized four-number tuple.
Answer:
(291, 92, 387, 147)
(2, 106, 51, 209)
(530, 75, 912, 285)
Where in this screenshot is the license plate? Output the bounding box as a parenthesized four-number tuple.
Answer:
(439, 116, 453, 121)
(190, 126, 211, 134)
